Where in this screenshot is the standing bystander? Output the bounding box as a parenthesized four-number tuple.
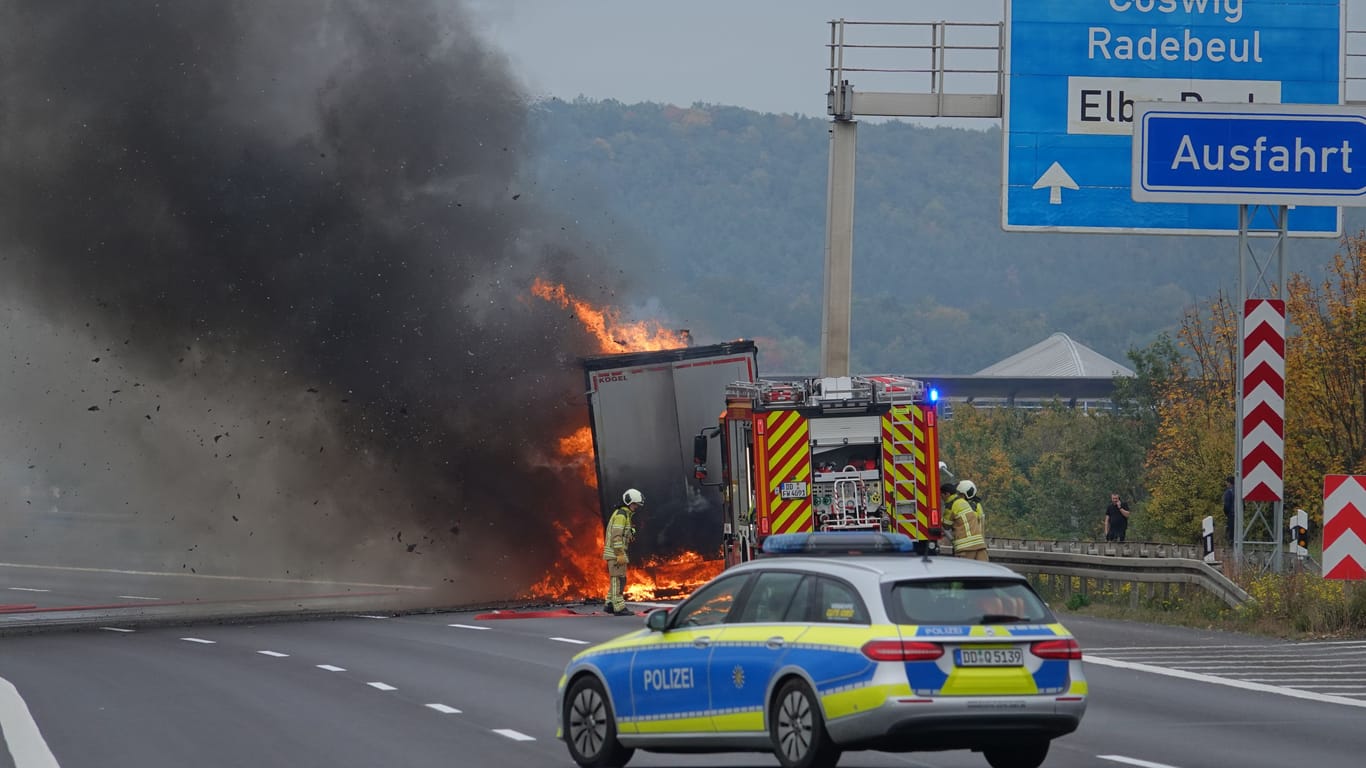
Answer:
(1103, 493, 1130, 542)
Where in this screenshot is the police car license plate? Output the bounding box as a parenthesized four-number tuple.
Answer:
(957, 648, 1023, 667)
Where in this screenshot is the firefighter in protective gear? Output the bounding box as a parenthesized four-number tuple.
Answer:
(602, 489, 643, 615)
(945, 480, 989, 561)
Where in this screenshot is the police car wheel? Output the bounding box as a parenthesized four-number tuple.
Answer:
(564, 676, 634, 768)
(770, 678, 840, 768)
(983, 739, 1049, 768)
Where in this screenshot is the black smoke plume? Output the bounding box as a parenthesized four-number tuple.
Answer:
(0, 1, 616, 601)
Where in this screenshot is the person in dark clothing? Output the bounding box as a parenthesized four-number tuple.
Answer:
(1223, 476, 1236, 544)
(1103, 493, 1130, 542)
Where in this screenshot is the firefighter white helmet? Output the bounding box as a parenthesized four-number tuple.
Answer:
(956, 480, 977, 500)
(623, 488, 644, 506)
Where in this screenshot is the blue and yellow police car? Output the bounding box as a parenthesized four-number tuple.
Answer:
(556, 532, 1087, 768)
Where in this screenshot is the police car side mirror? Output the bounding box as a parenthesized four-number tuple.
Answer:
(646, 608, 671, 632)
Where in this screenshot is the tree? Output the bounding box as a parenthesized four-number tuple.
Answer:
(1285, 237, 1366, 520)
(1139, 296, 1237, 542)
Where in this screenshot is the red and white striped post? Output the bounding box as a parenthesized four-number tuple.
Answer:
(1238, 298, 1285, 563)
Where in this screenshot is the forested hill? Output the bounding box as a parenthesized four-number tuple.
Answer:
(525, 98, 1355, 375)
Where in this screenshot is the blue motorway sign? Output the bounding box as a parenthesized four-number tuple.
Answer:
(1134, 103, 1366, 205)
(1005, 0, 1344, 235)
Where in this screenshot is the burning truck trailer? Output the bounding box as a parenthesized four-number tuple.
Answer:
(581, 340, 758, 597)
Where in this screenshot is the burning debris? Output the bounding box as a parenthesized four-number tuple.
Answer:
(0, 0, 685, 601)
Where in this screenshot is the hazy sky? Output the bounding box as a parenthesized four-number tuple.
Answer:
(469, 1, 1366, 120)
(468, 0, 1010, 120)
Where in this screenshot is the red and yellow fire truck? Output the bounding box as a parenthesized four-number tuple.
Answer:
(694, 375, 945, 566)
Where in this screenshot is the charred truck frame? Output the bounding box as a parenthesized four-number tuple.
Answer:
(695, 375, 945, 565)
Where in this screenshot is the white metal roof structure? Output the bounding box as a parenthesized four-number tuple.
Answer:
(973, 333, 1134, 379)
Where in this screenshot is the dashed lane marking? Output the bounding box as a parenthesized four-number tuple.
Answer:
(180, 638, 216, 644)
(354, 615, 390, 620)
(493, 729, 535, 742)
(1099, 756, 1183, 768)
(550, 637, 590, 645)
(116, 595, 160, 601)
(99, 627, 135, 633)
(448, 624, 490, 631)
(426, 704, 462, 714)
(257, 651, 289, 658)
(0, 675, 61, 767)
(367, 682, 397, 691)
(6, 588, 49, 593)
(317, 665, 347, 672)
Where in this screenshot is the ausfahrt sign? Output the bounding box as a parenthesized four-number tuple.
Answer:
(1133, 103, 1366, 205)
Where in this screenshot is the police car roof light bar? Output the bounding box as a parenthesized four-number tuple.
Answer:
(761, 531, 917, 555)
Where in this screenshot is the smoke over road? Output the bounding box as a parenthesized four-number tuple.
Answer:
(0, 1, 618, 602)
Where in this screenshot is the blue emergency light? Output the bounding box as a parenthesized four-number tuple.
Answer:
(929, 387, 940, 403)
(761, 531, 917, 555)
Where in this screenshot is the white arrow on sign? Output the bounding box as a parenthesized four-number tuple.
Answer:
(1033, 162, 1079, 205)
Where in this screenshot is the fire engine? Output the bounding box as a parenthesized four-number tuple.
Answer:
(694, 374, 945, 566)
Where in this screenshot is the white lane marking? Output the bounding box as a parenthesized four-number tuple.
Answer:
(257, 651, 289, 658)
(493, 729, 535, 742)
(0, 560, 429, 590)
(550, 637, 590, 645)
(367, 682, 397, 691)
(448, 623, 490, 631)
(426, 704, 462, 714)
(316, 665, 347, 672)
(1099, 756, 1183, 768)
(99, 627, 135, 633)
(0, 676, 60, 768)
(116, 595, 160, 601)
(180, 637, 216, 644)
(6, 587, 49, 593)
(354, 615, 390, 620)
(1087, 655, 1366, 709)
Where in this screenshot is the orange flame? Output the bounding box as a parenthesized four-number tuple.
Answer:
(625, 552, 724, 602)
(521, 278, 720, 604)
(531, 278, 688, 353)
(558, 426, 597, 488)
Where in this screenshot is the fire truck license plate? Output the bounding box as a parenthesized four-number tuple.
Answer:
(778, 482, 808, 499)
(957, 648, 1023, 667)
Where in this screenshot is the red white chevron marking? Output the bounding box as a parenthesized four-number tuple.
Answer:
(1323, 475, 1366, 580)
(1242, 300, 1285, 503)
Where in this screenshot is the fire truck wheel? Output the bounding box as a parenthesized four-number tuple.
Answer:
(564, 675, 634, 768)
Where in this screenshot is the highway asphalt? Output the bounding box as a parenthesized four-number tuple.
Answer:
(0, 607, 1363, 768)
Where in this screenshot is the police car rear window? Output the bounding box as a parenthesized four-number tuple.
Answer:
(885, 578, 1053, 626)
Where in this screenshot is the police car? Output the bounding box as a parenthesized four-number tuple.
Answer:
(556, 532, 1086, 768)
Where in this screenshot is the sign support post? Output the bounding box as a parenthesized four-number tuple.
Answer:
(1235, 204, 1287, 572)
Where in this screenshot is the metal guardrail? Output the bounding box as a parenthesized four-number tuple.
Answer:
(987, 538, 1252, 608)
